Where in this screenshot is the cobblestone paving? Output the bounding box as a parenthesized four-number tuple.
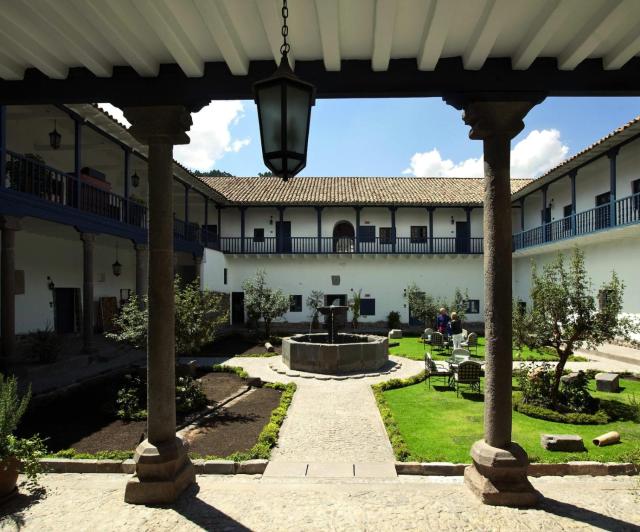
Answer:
(2, 474, 638, 531)
(221, 355, 424, 463)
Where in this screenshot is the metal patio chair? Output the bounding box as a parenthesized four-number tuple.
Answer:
(425, 354, 452, 389)
(461, 332, 478, 356)
(454, 360, 482, 397)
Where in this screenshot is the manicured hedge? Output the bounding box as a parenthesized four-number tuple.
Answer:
(513, 399, 609, 425)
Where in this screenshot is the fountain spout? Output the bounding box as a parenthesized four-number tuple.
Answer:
(316, 305, 349, 343)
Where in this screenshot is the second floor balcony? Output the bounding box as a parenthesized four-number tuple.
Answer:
(214, 236, 484, 255)
(512, 192, 640, 251)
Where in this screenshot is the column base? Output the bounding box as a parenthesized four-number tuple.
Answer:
(124, 436, 196, 505)
(464, 440, 540, 507)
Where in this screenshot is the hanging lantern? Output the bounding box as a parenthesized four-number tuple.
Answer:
(112, 243, 122, 277)
(253, 0, 315, 182)
(49, 120, 61, 150)
(131, 171, 140, 188)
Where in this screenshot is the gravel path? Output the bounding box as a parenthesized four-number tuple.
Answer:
(3, 474, 638, 531)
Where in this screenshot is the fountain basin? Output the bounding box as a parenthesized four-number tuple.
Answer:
(282, 333, 388, 374)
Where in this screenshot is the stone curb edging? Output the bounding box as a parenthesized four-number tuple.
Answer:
(39, 458, 269, 475)
(267, 361, 403, 381)
(38, 458, 636, 477)
(395, 461, 638, 477)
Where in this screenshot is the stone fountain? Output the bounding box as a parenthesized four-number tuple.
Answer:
(282, 305, 388, 374)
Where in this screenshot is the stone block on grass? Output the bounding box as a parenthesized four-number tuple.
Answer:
(388, 329, 403, 339)
(595, 373, 620, 393)
(541, 434, 585, 452)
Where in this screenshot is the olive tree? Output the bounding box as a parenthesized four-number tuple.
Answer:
(405, 283, 438, 328)
(242, 269, 289, 339)
(518, 248, 638, 407)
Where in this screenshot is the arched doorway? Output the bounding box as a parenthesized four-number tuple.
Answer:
(333, 221, 355, 252)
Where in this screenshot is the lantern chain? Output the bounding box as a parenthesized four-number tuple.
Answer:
(280, 0, 290, 57)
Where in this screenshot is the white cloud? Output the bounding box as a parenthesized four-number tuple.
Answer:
(98, 103, 130, 127)
(98, 101, 251, 171)
(403, 129, 569, 179)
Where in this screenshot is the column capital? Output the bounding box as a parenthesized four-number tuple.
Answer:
(79, 232, 96, 244)
(123, 106, 192, 145)
(0, 216, 21, 232)
(134, 243, 148, 252)
(315, 205, 324, 212)
(443, 98, 542, 140)
(607, 146, 620, 159)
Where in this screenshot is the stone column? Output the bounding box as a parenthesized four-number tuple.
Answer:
(122, 105, 195, 505)
(194, 254, 203, 287)
(134, 243, 148, 304)
(444, 97, 542, 507)
(1, 216, 21, 362)
(80, 232, 96, 353)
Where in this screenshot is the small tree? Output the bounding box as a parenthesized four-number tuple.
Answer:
(349, 289, 362, 329)
(520, 248, 639, 407)
(405, 283, 438, 328)
(242, 270, 289, 338)
(306, 290, 324, 329)
(107, 276, 228, 356)
(449, 287, 469, 322)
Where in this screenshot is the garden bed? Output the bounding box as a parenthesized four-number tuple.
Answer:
(375, 374, 640, 464)
(200, 334, 281, 357)
(18, 368, 286, 460)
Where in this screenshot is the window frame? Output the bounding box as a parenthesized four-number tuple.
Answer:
(410, 225, 428, 243)
(289, 294, 302, 312)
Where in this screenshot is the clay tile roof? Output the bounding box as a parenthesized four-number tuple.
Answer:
(200, 176, 532, 206)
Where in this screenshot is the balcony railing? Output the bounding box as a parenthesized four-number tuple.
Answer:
(217, 236, 483, 255)
(4, 150, 147, 229)
(513, 192, 640, 251)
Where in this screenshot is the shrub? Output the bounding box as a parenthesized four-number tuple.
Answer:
(28, 326, 63, 363)
(211, 364, 249, 379)
(0, 374, 46, 485)
(242, 270, 289, 339)
(387, 311, 401, 329)
(115, 372, 208, 421)
(107, 276, 228, 356)
(513, 399, 609, 425)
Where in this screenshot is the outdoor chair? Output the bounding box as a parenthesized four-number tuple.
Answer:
(424, 354, 452, 389)
(450, 348, 471, 364)
(454, 360, 482, 397)
(422, 327, 434, 346)
(462, 328, 468, 339)
(429, 331, 447, 354)
(461, 332, 478, 356)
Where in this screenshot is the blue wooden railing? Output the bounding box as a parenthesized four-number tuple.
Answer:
(217, 236, 483, 255)
(513, 191, 640, 251)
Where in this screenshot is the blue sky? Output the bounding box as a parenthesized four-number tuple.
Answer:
(102, 97, 640, 178)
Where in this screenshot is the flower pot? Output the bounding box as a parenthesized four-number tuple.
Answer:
(0, 456, 19, 500)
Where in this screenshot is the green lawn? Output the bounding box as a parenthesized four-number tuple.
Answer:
(382, 377, 640, 463)
(389, 335, 586, 362)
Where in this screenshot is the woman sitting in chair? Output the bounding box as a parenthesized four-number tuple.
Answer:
(448, 312, 464, 349)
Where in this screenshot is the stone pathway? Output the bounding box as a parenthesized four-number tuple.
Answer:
(2, 474, 639, 531)
(218, 355, 423, 468)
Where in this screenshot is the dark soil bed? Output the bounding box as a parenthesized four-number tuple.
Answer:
(185, 387, 282, 458)
(18, 370, 269, 455)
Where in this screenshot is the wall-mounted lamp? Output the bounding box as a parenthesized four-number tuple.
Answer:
(47, 276, 55, 291)
(450, 216, 455, 225)
(131, 170, 140, 188)
(269, 215, 273, 225)
(49, 120, 62, 150)
(112, 243, 122, 277)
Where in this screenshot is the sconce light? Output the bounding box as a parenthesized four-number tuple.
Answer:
(450, 216, 455, 225)
(47, 276, 55, 291)
(112, 243, 122, 277)
(131, 171, 140, 188)
(49, 120, 62, 150)
(269, 215, 273, 225)
(402, 288, 407, 297)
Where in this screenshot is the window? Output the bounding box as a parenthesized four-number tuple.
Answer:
(410, 226, 428, 243)
(331, 275, 340, 286)
(465, 299, 480, 314)
(633, 179, 640, 211)
(598, 289, 613, 310)
(358, 225, 375, 243)
(253, 228, 265, 242)
(360, 298, 376, 316)
(517, 301, 527, 315)
(380, 227, 394, 244)
(205, 224, 218, 240)
(223, 268, 228, 285)
(289, 295, 302, 312)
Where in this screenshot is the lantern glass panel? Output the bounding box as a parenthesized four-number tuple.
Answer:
(257, 84, 282, 154)
(286, 84, 311, 154)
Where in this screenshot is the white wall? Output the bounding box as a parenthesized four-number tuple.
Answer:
(513, 235, 640, 341)
(11, 219, 137, 333)
(202, 253, 485, 325)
